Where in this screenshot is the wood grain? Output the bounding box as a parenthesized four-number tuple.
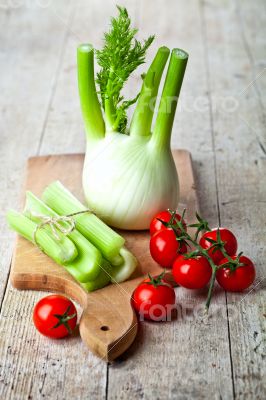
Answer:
(203, 0, 266, 397)
(0, 0, 74, 301)
(0, 0, 265, 398)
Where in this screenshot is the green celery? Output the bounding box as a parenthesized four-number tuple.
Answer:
(24, 192, 102, 282)
(82, 248, 138, 290)
(81, 259, 112, 292)
(7, 210, 78, 265)
(42, 181, 125, 264)
(110, 247, 137, 283)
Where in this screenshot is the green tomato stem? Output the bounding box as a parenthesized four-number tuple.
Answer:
(171, 214, 218, 311)
(220, 246, 234, 263)
(205, 267, 217, 311)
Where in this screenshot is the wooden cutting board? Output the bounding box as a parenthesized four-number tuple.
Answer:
(10, 150, 198, 361)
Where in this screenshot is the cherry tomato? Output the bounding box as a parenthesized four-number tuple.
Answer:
(33, 295, 77, 339)
(216, 255, 255, 292)
(132, 274, 176, 321)
(150, 210, 187, 236)
(150, 228, 187, 268)
(172, 255, 212, 289)
(199, 228, 237, 264)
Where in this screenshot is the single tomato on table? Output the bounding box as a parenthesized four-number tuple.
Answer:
(199, 228, 237, 264)
(172, 255, 212, 289)
(150, 228, 187, 268)
(150, 210, 187, 236)
(132, 273, 176, 321)
(216, 255, 255, 292)
(33, 294, 77, 339)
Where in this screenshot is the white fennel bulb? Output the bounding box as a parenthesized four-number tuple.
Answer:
(77, 7, 188, 230)
(83, 133, 178, 229)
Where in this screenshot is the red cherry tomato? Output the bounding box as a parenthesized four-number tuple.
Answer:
(150, 210, 187, 236)
(216, 255, 255, 292)
(150, 228, 187, 268)
(33, 295, 77, 339)
(172, 255, 212, 289)
(132, 275, 176, 321)
(199, 228, 237, 264)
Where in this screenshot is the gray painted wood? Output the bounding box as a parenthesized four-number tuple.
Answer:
(202, 0, 266, 398)
(0, 0, 72, 300)
(0, 0, 265, 399)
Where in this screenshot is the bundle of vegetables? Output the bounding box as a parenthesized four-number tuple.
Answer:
(6, 181, 137, 291)
(78, 6, 188, 230)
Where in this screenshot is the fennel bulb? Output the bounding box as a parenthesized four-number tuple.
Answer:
(77, 7, 188, 230)
(83, 133, 178, 230)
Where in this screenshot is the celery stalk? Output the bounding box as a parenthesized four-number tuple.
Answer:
(42, 181, 125, 263)
(82, 249, 138, 290)
(81, 259, 112, 292)
(24, 192, 102, 282)
(7, 210, 78, 265)
(110, 247, 138, 283)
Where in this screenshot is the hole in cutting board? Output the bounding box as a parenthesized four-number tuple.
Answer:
(100, 325, 109, 331)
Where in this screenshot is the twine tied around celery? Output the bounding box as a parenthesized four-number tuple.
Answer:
(31, 210, 94, 250)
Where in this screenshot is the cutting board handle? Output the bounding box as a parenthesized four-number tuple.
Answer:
(79, 292, 138, 361)
(11, 270, 138, 361)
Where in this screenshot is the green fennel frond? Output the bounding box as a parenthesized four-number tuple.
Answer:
(96, 6, 154, 133)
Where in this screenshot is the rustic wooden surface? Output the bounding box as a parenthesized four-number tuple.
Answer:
(10, 150, 196, 361)
(0, 0, 265, 399)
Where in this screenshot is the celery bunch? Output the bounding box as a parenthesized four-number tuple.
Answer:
(7, 182, 137, 291)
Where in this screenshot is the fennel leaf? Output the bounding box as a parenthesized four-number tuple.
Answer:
(96, 6, 154, 133)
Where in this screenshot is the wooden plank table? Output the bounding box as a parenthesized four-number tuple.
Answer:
(0, 0, 265, 398)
